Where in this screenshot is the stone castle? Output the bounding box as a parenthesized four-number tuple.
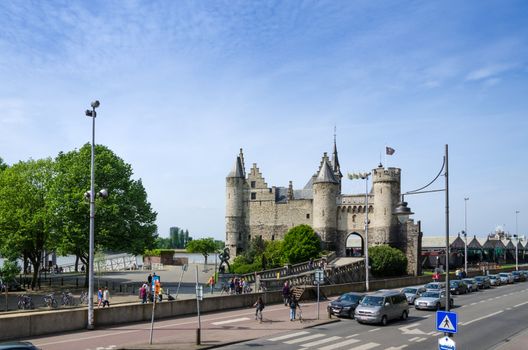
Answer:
(225, 140, 422, 275)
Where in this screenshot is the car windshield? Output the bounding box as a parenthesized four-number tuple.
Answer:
(463, 279, 474, 283)
(450, 281, 459, 286)
(360, 296, 384, 306)
(499, 273, 508, 277)
(421, 292, 440, 298)
(426, 283, 440, 289)
(339, 294, 362, 303)
(402, 288, 417, 294)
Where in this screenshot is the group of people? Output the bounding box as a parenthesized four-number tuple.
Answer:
(282, 281, 301, 321)
(97, 287, 110, 307)
(139, 272, 164, 303)
(221, 277, 252, 295)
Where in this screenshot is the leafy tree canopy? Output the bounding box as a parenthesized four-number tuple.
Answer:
(186, 237, 217, 264)
(49, 143, 158, 266)
(369, 245, 408, 277)
(282, 224, 322, 264)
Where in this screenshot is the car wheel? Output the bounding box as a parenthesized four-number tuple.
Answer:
(401, 310, 408, 321)
(348, 310, 353, 318)
(381, 315, 388, 326)
(436, 303, 441, 310)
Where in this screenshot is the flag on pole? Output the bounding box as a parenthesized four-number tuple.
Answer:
(386, 146, 395, 155)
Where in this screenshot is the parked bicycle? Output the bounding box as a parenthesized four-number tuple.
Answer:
(17, 295, 34, 310)
(43, 293, 58, 308)
(61, 291, 75, 306)
(79, 290, 88, 305)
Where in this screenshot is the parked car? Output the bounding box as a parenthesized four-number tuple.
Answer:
(0, 341, 40, 349)
(496, 273, 509, 284)
(414, 290, 454, 311)
(0, 278, 21, 292)
(400, 286, 427, 304)
(474, 276, 491, 289)
(327, 292, 365, 318)
(354, 290, 409, 326)
(488, 274, 501, 286)
(462, 278, 479, 292)
(499, 272, 515, 284)
(424, 282, 446, 292)
(449, 280, 469, 295)
(511, 271, 526, 282)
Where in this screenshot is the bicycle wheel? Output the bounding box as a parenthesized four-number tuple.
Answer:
(17, 300, 23, 309)
(52, 299, 58, 308)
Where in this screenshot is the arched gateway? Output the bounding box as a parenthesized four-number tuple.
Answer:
(345, 232, 364, 257)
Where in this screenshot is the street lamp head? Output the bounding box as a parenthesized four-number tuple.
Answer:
(393, 201, 414, 224)
(91, 100, 100, 109)
(85, 109, 93, 117)
(98, 188, 109, 199)
(84, 191, 91, 201)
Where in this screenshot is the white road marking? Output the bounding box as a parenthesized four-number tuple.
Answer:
(460, 310, 503, 326)
(301, 335, 341, 347)
(211, 317, 250, 325)
(346, 334, 360, 338)
(421, 314, 432, 318)
(386, 345, 408, 350)
(284, 333, 325, 344)
(514, 301, 528, 308)
(368, 327, 381, 332)
(409, 337, 420, 341)
(414, 337, 427, 342)
(269, 331, 309, 341)
(318, 338, 361, 350)
(349, 342, 380, 350)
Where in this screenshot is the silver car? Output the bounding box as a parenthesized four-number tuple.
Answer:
(462, 278, 478, 292)
(499, 272, 514, 284)
(401, 286, 427, 304)
(488, 274, 501, 286)
(424, 282, 446, 292)
(355, 291, 409, 326)
(414, 290, 453, 310)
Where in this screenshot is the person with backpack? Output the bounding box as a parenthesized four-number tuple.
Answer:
(289, 295, 299, 321)
(282, 281, 290, 306)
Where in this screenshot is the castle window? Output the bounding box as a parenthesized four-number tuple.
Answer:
(322, 209, 325, 217)
(352, 215, 356, 222)
(306, 213, 310, 219)
(271, 234, 275, 241)
(251, 192, 256, 200)
(251, 181, 256, 188)
(248, 235, 251, 241)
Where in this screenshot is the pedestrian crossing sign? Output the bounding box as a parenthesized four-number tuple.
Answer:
(436, 311, 457, 333)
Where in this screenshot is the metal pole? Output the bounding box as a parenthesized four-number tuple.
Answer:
(516, 211, 520, 271)
(196, 266, 201, 345)
(464, 197, 469, 274)
(364, 174, 370, 292)
(149, 283, 157, 344)
(445, 144, 450, 313)
(317, 279, 320, 320)
(87, 107, 96, 330)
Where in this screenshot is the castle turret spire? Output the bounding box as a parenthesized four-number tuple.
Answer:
(331, 128, 342, 178)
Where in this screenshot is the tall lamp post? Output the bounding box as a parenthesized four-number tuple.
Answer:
(464, 197, 469, 274)
(348, 171, 371, 291)
(515, 210, 520, 271)
(85, 100, 99, 330)
(394, 145, 450, 315)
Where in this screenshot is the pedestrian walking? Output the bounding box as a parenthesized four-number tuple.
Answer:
(158, 285, 164, 302)
(289, 295, 299, 321)
(282, 281, 290, 306)
(208, 275, 215, 294)
(102, 287, 110, 307)
(253, 296, 265, 321)
(147, 273, 152, 285)
(139, 284, 147, 304)
(97, 287, 103, 308)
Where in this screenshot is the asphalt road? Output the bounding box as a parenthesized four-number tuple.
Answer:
(220, 281, 528, 350)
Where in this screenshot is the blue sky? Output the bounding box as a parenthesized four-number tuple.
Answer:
(1, 1, 527, 241)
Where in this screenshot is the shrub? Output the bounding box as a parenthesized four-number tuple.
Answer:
(368, 245, 407, 277)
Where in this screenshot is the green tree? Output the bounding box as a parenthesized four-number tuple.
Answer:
(369, 245, 408, 277)
(186, 237, 217, 265)
(0, 157, 7, 171)
(49, 144, 158, 285)
(0, 158, 56, 288)
(282, 224, 322, 264)
(0, 259, 21, 311)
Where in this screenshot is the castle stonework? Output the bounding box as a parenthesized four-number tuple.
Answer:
(225, 143, 422, 276)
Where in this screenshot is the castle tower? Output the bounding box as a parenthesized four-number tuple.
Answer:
(331, 133, 343, 192)
(225, 152, 246, 258)
(371, 165, 401, 245)
(313, 153, 339, 250)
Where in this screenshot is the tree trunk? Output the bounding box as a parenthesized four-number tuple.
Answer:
(204, 254, 208, 266)
(30, 260, 40, 289)
(75, 255, 79, 272)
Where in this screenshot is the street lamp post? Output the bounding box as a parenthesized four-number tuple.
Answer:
(394, 145, 450, 315)
(85, 100, 100, 330)
(515, 210, 520, 271)
(464, 197, 469, 274)
(348, 171, 371, 291)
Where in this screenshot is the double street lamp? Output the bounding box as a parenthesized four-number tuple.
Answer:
(464, 197, 469, 274)
(348, 171, 372, 292)
(515, 210, 520, 271)
(394, 145, 451, 314)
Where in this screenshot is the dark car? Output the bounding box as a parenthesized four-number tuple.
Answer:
(0, 341, 40, 349)
(512, 271, 526, 282)
(327, 292, 365, 318)
(449, 280, 468, 295)
(474, 276, 491, 289)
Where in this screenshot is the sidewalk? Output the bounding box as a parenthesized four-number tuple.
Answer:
(492, 328, 528, 350)
(117, 299, 339, 350)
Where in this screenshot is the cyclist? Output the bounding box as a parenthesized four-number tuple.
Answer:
(253, 296, 265, 321)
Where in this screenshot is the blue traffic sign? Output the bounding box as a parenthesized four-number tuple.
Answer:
(436, 311, 457, 334)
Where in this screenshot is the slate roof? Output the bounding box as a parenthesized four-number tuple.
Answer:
(227, 156, 244, 178)
(314, 160, 339, 184)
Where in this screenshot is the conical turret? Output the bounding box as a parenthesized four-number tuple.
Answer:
(312, 154, 338, 250)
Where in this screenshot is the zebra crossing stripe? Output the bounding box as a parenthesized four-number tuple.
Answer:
(318, 338, 361, 350)
(284, 333, 325, 344)
(348, 343, 380, 350)
(269, 331, 309, 341)
(301, 336, 342, 348)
